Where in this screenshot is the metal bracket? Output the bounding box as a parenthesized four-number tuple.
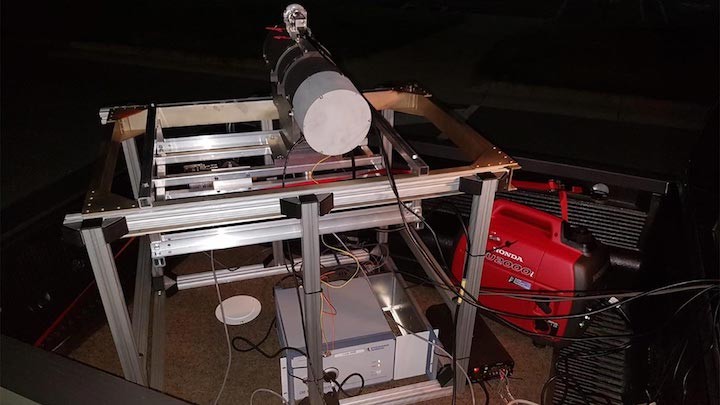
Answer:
(458, 172, 497, 195)
(137, 105, 157, 209)
(77, 217, 129, 244)
(280, 193, 334, 219)
(152, 272, 177, 297)
(152, 257, 166, 268)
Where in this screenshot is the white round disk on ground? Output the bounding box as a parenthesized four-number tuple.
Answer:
(215, 295, 261, 325)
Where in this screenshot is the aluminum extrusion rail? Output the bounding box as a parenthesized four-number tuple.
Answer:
(64, 166, 507, 236)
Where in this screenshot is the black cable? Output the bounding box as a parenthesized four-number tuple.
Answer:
(372, 226, 406, 233)
(451, 301, 460, 405)
(679, 298, 720, 404)
(454, 282, 720, 322)
(281, 136, 306, 188)
(476, 380, 490, 405)
(672, 340, 690, 382)
(372, 100, 720, 325)
(231, 336, 306, 359)
(274, 273, 303, 289)
(389, 267, 719, 306)
(333, 373, 365, 397)
(540, 375, 557, 405)
(557, 355, 598, 405)
(232, 317, 277, 353)
(680, 344, 716, 405)
(350, 151, 356, 180)
(284, 241, 326, 403)
(376, 130, 450, 270)
(494, 285, 715, 342)
(652, 296, 720, 403)
(542, 287, 718, 405)
(429, 200, 470, 245)
(651, 337, 694, 401)
(229, 317, 307, 359)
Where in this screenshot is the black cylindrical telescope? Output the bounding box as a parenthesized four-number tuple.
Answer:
(264, 34, 371, 156)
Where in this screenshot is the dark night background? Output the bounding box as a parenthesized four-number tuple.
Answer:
(2, 0, 717, 208)
(1, 0, 718, 403)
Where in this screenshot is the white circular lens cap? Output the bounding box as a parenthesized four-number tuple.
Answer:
(215, 295, 261, 325)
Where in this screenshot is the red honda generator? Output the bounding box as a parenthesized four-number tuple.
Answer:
(450, 200, 610, 343)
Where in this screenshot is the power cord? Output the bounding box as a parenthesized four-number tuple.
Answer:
(329, 372, 365, 397)
(250, 388, 288, 404)
(476, 380, 490, 405)
(282, 136, 306, 188)
(451, 300, 461, 405)
(283, 241, 327, 404)
(209, 251, 232, 405)
(230, 317, 308, 359)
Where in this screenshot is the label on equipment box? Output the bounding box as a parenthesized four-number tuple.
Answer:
(334, 348, 365, 358)
(508, 276, 531, 290)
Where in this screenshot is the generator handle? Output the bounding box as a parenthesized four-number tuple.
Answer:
(493, 200, 562, 241)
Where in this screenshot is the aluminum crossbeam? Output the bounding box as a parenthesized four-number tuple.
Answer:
(149, 205, 417, 259)
(155, 130, 280, 153)
(65, 166, 501, 236)
(152, 155, 382, 188)
(175, 250, 369, 290)
(154, 145, 271, 165)
(339, 380, 452, 405)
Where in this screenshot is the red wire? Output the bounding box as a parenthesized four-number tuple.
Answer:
(33, 237, 137, 348)
(321, 291, 336, 352)
(267, 168, 413, 191)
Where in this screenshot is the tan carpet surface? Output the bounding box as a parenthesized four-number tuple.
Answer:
(69, 246, 553, 404)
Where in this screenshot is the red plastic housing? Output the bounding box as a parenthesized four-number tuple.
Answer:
(451, 200, 608, 341)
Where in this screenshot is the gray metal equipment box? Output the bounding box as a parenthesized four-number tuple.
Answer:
(275, 277, 396, 402)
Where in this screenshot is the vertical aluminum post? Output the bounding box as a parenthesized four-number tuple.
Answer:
(149, 291, 166, 390)
(80, 225, 146, 385)
(281, 194, 333, 404)
(454, 176, 498, 392)
(263, 118, 286, 263)
(300, 198, 324, 405)
(377, 109, 394, 245)
(272, 241, 286, 265)
(262, 119, 275, 166)
(121, 138, 142, 199)
(131, 236, 152, 373)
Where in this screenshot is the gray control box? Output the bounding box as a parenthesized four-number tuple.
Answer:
(275, 277, 396, 402)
